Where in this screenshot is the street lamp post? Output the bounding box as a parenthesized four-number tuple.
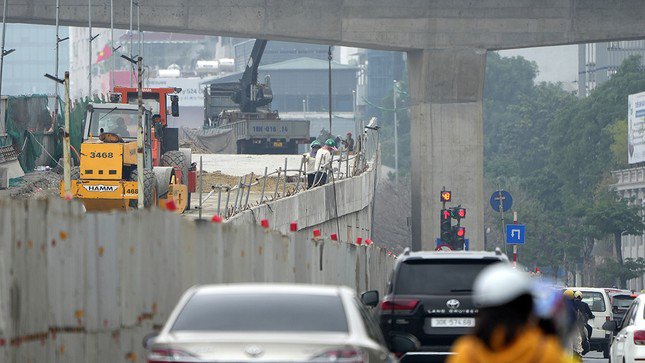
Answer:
(121, 54, 144, 208)
(393, 79, 398, 183)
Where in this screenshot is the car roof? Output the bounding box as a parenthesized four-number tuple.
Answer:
(572, 287, 610, 294)
(190, 283, 351, 297)
(399, 250, 508, 261)
(90, 102, 139, 111)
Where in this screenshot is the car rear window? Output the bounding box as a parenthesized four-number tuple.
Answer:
(581, 292, 606, 312)
(171, 292, 349, 333)
(394, 259, 500, 295)
(613, 296, 635, 309)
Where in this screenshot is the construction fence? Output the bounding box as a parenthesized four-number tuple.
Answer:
(197, 126, 381, 221)
(0, 197, 393, 362)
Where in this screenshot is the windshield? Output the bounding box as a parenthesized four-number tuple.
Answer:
(394, 259, 500, 295)
(613, 296, 635, 309)
(581, 292, 606, 312)
(127, 92, 160, 114)
(171, 292, 349, 333)
(88, 108, 139, 139)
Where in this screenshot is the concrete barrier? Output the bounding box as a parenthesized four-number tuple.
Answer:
(228, 159, 377, 244)
(0, 197, 392, 362)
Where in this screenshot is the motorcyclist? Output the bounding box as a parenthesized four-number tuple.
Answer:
(573, 291, 594, 341)
(448, 264, 576, 363)
(563, 289, 585, 361)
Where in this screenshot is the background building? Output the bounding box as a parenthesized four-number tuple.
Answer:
(2, 24, 69, 96)
(578, 40, 645, 97)
(234, 40, 340, 72)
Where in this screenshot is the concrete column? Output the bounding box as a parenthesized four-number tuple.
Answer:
(407, 48, 486, 251)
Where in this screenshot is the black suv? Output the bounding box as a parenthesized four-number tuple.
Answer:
(364, 249, 508, 362)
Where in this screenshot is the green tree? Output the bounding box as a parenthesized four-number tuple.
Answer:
(585, 191, 645, 288)
(597, 258, 645, 287)
(549, 55, 645, 200)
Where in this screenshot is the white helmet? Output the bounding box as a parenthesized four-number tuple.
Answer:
(473, 263, 532, 308)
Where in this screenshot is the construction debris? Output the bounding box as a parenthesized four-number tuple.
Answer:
(7, 171, 61, 198)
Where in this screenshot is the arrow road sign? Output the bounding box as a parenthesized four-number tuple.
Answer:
(490, 190, 513, 212)
(506, 224, 526, 244)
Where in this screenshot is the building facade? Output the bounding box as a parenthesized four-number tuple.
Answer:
(1, 24, 69, 96)
(613, 167, 645, 290)
(234, 40, 340, 72)
(578, 41, 645, 97)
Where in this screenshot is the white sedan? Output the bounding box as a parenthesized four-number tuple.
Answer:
(604, 294, 645, 362)
(144, 284, 412, 363)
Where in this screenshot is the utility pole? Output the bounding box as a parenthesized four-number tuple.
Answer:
(46, 72, 71, 196)
(136, 56, 144, 208)
(120, 54, 144, 207)
(110, 0, 114, 88)
(63, 72, 71, 196)
(88, 0, 92, 97)
(393, 80, 399, 183)
(129, 0, 134, 87)
(328, 45, 333, 132)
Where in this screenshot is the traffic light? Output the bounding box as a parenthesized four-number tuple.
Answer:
(440, 191, 452, 203)
(452, 226, 466, 249)
(440, 209, 452, 244)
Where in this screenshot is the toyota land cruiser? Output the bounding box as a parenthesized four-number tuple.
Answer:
(363, 248, 508, 362)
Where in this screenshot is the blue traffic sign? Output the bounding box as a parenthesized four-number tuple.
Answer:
(506, 224, 526, 244)
(490, 190, 513, 212)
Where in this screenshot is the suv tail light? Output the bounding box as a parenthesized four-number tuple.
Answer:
(381, 298, 419, 313)
(147, 347, 202, 363)
(310, 348, 367, 363)
(635, 331, 645, 345)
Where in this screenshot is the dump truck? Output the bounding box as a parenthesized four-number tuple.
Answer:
(60, 87, 196, 212)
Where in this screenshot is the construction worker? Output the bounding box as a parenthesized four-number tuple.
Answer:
(112, 117, 130, 137)
(313, 138, 335, 187)
(343, 132, 355, 153)
(303, 140, 321, 189)
(448, 264, 575, 363)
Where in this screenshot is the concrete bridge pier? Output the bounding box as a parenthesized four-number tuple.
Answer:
(408, 48, 486, 251)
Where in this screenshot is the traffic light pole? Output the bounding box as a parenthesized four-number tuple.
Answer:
(497, 188, 507, 255)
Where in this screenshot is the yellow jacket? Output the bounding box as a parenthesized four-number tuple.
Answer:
(447, 326, 576, 363)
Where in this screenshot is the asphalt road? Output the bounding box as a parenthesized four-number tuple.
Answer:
(583, 351, 608, 362)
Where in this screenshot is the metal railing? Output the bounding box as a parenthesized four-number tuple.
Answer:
(196, 127, 379, 219)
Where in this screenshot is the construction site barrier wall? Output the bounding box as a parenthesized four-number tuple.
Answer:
(0, 197, 393, 362)
(228, 156, 377, 244)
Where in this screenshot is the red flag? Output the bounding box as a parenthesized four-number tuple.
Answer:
(96, 44, 112, 63)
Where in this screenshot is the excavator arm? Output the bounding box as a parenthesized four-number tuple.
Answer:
(231, 39, 273, 113)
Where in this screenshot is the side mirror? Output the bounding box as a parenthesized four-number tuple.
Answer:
(389, 333, 419, 354)
(602, 320, 618, 332)
(142, 331, 159, 350)
(170, 95, 179, 117)
(361, 290, 379, 307)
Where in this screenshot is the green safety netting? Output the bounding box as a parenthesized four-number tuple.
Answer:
(2, 94, 101, 173)
(4, 95, 52, 172)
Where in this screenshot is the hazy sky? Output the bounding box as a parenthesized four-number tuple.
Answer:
(499, 44, 578, 84)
